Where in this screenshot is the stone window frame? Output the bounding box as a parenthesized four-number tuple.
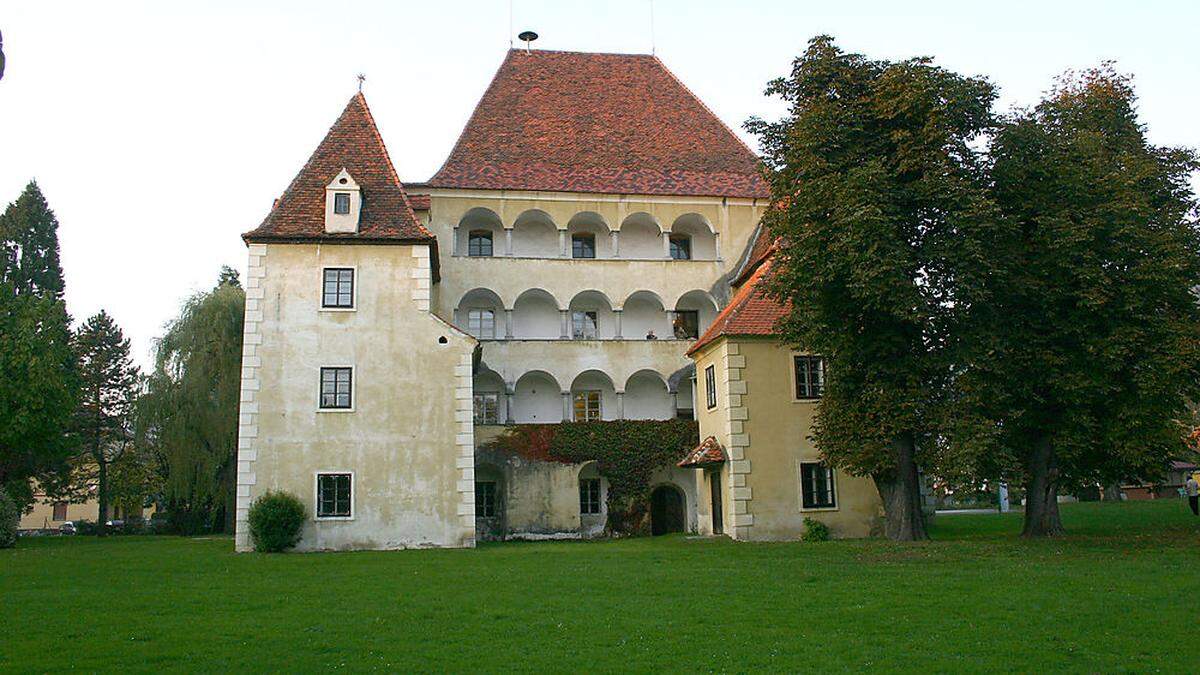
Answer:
(314, 471, 355, 520)
(320, 267, 356, 311)
(799, 461, 839, 512)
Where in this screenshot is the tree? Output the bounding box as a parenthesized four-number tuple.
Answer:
(139, 269, 244, 533)
(0, 182, 77, 506)
(72, 311, 140, 533)
(954, 66, 1200, 536)
(747, 36, 998, 540)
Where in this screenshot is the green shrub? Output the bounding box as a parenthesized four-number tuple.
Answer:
(74, 519, 100, 536)
(801, 517, 830, 542)
(247, 491, 306, 552)
(0, 489, 18, 548)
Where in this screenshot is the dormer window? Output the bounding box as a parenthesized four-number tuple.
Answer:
(324, 169, 362, 233)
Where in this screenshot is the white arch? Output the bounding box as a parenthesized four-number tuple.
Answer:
(512, 288, 561, 339)
(512, 209, 559, 257)
(513, 370, 563, 423)
(670, 212, 716, 235)
(568, 290, 616, 340)
(619, 212, 663, 259)
(455, 288, 506, 339)
(457, 208, 504, 256)
(624, 369, 674, 420)
(570, 369, 618, 421)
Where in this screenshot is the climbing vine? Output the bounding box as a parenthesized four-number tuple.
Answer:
(484, 420, 699, 535)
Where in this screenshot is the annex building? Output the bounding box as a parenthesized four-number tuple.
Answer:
(234, 49, 882, 552)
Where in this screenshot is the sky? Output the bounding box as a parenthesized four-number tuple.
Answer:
(2, 0, 1197, 366)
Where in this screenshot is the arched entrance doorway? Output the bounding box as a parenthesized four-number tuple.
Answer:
(650, 484, 685, 535)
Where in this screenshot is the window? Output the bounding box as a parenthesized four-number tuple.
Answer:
(673, 310, 699, 339)
(676, 407, 694, 421)
(801, 462, 836, 509)
(52, 502, 68, 521)
(572, 311, 598, 339)
(669, 235, 692, 260)
(468, 309, 496, 339)
(573, 390, 601, 421)
(319, 367, 352, 409)
(794, 356, 825, 399)
(475, 481, 497, 518)
(333, 192, 351, 215)
(468, 230, 493, 257)
(705, 365, 716, 409)
(580, 478, 601, 514)
(317, 473, 352, 518)
(322, 268, 354, 308)
(572, 233, 596, 259)
(474, 392, 499, 424)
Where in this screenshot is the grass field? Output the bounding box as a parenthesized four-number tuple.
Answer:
(3, 499, 1198, 672)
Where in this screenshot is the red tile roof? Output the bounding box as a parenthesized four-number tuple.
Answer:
(244, 93, 432, 244)
(678, 436, 728, 468)
(687, 249, 788, 356)
(408, 194, 431, 211)
(428, 49, 769, 199)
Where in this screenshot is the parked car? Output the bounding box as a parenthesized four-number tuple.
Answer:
(104, 519, 124, 532)
(59, 521, 77, 535)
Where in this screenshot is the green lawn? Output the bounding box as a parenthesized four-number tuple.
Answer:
(3, 500, 1198, 672)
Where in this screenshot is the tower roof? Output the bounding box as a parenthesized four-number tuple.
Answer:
(244, 93, 432, 244)
(428, 49, 769, 199)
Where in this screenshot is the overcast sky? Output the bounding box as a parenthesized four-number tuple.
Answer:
(3, 0, 1197, 366)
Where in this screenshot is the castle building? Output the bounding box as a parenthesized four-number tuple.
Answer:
(234, 49, 881, 551)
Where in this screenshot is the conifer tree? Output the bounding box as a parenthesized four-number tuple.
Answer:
(1, 181, 66, 298)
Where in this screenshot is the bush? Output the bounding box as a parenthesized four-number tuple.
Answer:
(74, 519, 101, 536)
(247, 491, 306, 552)
(0, 490, 19, 548)
(801, 517, 830, 542)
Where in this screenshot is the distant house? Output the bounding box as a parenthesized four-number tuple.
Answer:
(1118, 461, 1198, 500)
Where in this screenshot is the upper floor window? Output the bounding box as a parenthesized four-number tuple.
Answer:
(669, 235, 692, 260)
(580, 478, 601, 514)
(317, 473, 353, 518)
(468, 230, 493, 257)
(322, 268, 354, 308)
(468, 309, 496, 339)
(572, 233, 596, 259)
(475, 481, 497, 518)
(705, 365, 717, 409)
(53, 502, 68, 521)
(573, 390, 601, 421)
(319, 367, 352, 410)
(333, 192, 351, 215)
(474, 392, 499, 424)
(673, 311, 699, 339)
(794, 356, 825, 399)
(800, 462, 836, 509)
(572, 311, 598, 340)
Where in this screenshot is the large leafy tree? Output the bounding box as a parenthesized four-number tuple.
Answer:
(139, 268, 244, 533)
(0, 181, 77, 506)
(748, 36, 998, 539)
(72, 311, 140, 532)
(953, 66, 1200, 536)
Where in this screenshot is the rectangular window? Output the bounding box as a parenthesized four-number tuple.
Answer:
(468, 230, 493, 257)
(322, 268, 354, 308)
(705, 364, 717, 409)
(572, 233, 596, 259)
(572, 311, 598, 339)
(317, 473, 352, 518)
(794, 356, 825, 399)
(319, 367, 352, 409)
(580, 478, 601, 515)
(474, 392, 499, 424)
(333, 192, 351, 214)
(673, 310, 699, 339)
(669, 235, 692, 260)
(475, 481, 497, 518)
(52, 502, 68, 521)
(800, 462, 836, 509)
(468, 309, 496, 339)
(573, 390, 602, 421)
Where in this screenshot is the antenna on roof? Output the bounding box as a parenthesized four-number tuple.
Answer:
(650, 0, 655, 55)
(508, 0, 514, 48)
(518, 30, 538, 53)
(356, 73, 365, 92)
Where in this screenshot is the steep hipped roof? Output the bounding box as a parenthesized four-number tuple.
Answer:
(428, 49, 769, 198)
(678, 436, 728, 468)
(244, 93, 432, 244)
(687, 237, 788, 356)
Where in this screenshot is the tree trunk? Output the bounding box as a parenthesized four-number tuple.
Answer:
(1101, 482, 1122, 502)
(1022, 435, 1065, 537)
(96, 459, 108, 537)
(873, 433, 929, 541)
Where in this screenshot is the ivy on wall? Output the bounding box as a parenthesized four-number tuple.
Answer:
(485, 420, 699, 535)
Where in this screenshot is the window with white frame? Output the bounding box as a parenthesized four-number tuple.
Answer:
(468, 230, 493, 257)
(468, 309, 496, 339)
(580, 478, 601, 514)
(572, 310, 598, 339)
(322, 268, 354, 308)
(669, 234, 692, 260)
(573, 390, 601, 421)
(319, 367, 352, 409)
(474, 392, 499, 424)
(317, 473, 352, 518)
(800, 462, 836, 509)
(705, 365, 716, 409)
(794, 356, 825, 399)
(333, 192, 351, 215)
(673, 310, 699, 339)
(475, 481, 497, 518)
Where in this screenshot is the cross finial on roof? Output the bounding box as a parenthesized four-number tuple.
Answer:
(356, 73, 366, 92)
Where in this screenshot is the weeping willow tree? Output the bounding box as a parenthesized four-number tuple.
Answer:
(139, 267, 244, 533)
